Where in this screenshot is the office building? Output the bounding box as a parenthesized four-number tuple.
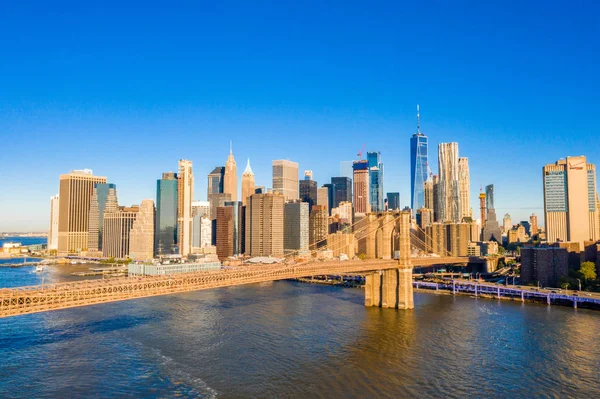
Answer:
(507, 224, 527, 244)
(299, 171, 318, 213)
(192, 201, 210, 219)
(367, 151, 384, 212)
(223, 145, 238, 202)
(309, 205, 328, 249)
(520, 246, 568, 287)
(543, 156, 598, 246)
(241, 159, 256, 206)
(208, 166, 225, 198)
(317, 186, 329, 211)
(410, 106, 428, 214)
(432, 175, 440, 222)
(216, 206, 234, 260)
(102, 206, 139, 259)
(331, 177, 352, 208)
(458, 157, 471, 219)
(353, 160, 370, 214)
(425, 223, 447, 256)
(200, 216, 212, 248)
(48, 195, 60, 251)
(485, 185, 494, 218)
(224, 201, 243, 255)
(284, 201, 309, 255)
(438, 143, 461, 223)
(416, 208, 433, 229)
(424, 177, 434, 211)
(483, 208, 502, 243)
(155, 172, 179, 256)
(246, 192, 285, 257)
(331, 201, 353, 227)
(57, 169, 107, 254)
(88, 183, 118, 253)
(530, 214, 539, 238)
(177, 160, 194, 256)
(321, 184, 334, 214)
(209, 193, 232, 223)
(272, 159, 299, 200)
(129, 199, 155, 261)
(503, 213, 512, 233)
(327, 232, 355, 258)
(387, 192, 400, 211)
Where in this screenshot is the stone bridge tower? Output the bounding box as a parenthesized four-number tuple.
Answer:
(363, 210, 414, 309)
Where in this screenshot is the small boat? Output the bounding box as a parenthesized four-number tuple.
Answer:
(35, 265, 45, 273)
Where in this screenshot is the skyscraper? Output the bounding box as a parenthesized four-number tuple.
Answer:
(458, 157, 471, 219)
(386, 192, 400, 211)
(103, 206, 139, 259)
(241, 159, 255, 206)
(543, 156, 598, 246)
(530, 213, 539, 238)
(246, 192, 285, 257)
(48, 195, 59, 251)
(223, 144, 238, 202)
(424, 178, 434, 211)
(224, 201, 243, 255)
(299, 171, 318, 213)
(410, 105, 428, 214)
(503, 213, 512, 233)
(88, 183, 118, 253)
(438, 143, 461, 222)
(284, 201, 309, 255)
(207, 166, 224, 197)
(331, 177, 352, 208)
(129, 199, 155, 261)
(272, 159, 299, 200)
(216, 206, 234, 260)
(309, 205, 328, 249)
(57, 169, 107, 254)
(353, 160, 370, 214)
(317, 186, 329, 210)
(485, 184, 494, 219)
(367, 151, 384, 212)
(155, 172, 178, 255)
(177, 159, 194, 256)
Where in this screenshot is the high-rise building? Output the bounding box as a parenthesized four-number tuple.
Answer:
(530, 214, 539, 238)
(309, 205, 328, 249)
(386, 192, 400, 211)
(246, 192, 285, 257)
(88, 183, 118, 253)
(479, 191, 487, 229)
(299, 174, 318, 213)
(207, 166, 224, 197)
(241, 159, 255, 207)
(223, 145, 238, 202)
(224, 201, 243, 255)
(272, 160, 299, 200)
(284, 201, 309, 255)
(57, 169, 107, 254)
(353, 160, 370, 214)
(424, 178, 434, 211)
(485, 185, 494, 219)
(432, 175, 440, 222)
(129, 199, 155, 261)
(483, 208, 502, 243)
(103, 206, 139, 259)
(520, 247, 568, 287)
(331, 177, 352, 208)
(416, 208, 433, 229)
(503, 213, 512, 233)
(48, 195, 60, 251)
(209, 193, 232, 223)
(322, 184, 334, 214)
(367, 151, 384, 212)
(192, 201, 210, 219)
(458, 157, 471, 219)
(438, 143, 461, 223)
(317, 186, 329, 210)
(543, 156, 598, 246)
(177, 160, 194, 256)
(410, 105, 428, 214)
(216, 206, 234, 260)
(199, 216, 212, 248)
(155, 172, 178, 256)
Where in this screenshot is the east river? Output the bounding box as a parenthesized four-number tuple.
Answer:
(1, 265, 599, 398)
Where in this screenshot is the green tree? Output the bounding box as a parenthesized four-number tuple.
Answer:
(579, 261, 597, 280)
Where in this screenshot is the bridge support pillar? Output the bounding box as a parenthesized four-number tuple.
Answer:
(364, 271, 382, 307)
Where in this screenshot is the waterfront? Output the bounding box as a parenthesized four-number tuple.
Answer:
(1, 267, 599, 398)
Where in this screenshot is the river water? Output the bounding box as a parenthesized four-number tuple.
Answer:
(1, 266, 599, 398)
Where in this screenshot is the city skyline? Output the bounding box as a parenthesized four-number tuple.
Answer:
(2, 2, 599, 231)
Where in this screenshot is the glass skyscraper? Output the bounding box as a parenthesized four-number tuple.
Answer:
(331, 177, 352, 208)
(367, 151, 384, 212)
(410, 133, 428, 214)
(155, 172, 179, 255)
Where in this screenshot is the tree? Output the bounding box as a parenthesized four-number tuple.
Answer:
(579, 261, 597, 280)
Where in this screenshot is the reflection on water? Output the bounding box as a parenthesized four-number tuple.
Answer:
(1, 269, 599, 398)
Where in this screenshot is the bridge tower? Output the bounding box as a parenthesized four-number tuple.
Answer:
(364, 210, 414, 309)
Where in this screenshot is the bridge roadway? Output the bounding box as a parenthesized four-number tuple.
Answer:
(0, 257, 466, 318)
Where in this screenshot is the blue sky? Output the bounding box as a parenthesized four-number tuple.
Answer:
(1, 0, 599, 231)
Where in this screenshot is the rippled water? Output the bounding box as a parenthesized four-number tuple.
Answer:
(1, 267, 599, 398)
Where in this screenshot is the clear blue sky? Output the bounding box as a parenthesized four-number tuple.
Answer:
(1, 1, 599, 231)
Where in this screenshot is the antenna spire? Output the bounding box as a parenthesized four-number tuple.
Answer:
(417, 104, 421, 134)
(229, 140, 232, 154)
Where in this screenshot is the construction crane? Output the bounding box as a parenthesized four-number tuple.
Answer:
(357, 143, 366, 160)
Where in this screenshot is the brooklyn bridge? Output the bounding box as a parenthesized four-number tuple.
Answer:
(0, 211, 467, 318)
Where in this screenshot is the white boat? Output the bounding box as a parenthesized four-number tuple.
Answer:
(35, 265, 45, 273)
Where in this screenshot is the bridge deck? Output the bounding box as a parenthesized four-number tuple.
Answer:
(0, 257, 465, 318)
